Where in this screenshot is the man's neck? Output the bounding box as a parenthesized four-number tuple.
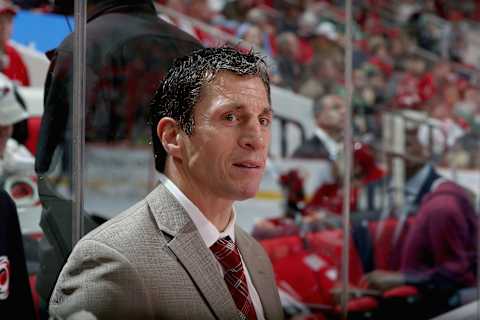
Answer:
(164, 165, 234, 232)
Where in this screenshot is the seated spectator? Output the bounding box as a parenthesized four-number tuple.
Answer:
(160, 0, 199, 38)
(0, 1, 29, 87)
(394, 0, 421, 24)
(291, 94, 346, 160)
(0, 1, 31, 147)
(244, 8, 277, 56)
(393, 54, 426, 110)
(295, 11, 317, 64)
(417, 60, 453, 105)
(222, 0, 255, 22)
(275, 31, 304, 91)
(299, 57, 343, 100)
(0, 73, 33, 181)
(406, 10, 440, 53)
(237, 23, 264, 50)
(185, 0, 219, 47)
(368, 37, 394, 78)
(361, 126, 478, 319)
(276, 0, 303, 33)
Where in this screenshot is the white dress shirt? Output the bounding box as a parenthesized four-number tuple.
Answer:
(314, 127, 340, 160)
(158, 174, 265, 320)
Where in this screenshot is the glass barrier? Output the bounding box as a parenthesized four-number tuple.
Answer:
(347, 3, 480, 320)
(6, 0, 478, 319)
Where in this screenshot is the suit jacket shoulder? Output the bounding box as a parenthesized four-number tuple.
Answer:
(49, 195, 158, 319)
(50, 185, 284, 320)
(291, 135, 330, 159)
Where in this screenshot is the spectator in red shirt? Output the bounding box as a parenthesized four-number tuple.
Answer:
(417, 60, 451, 103)
(0, 1, 31, 148)
(0, 1, 29, 86)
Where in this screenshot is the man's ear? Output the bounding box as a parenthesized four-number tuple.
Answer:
(157, 117, 182, 159)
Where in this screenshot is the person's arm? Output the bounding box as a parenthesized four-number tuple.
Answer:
(420, 204, 475, 288)
(401, 194, 476, 290)
(49, 239, 152, 320)
(35, 51, 72, 174)
(360, 270, 406, 292)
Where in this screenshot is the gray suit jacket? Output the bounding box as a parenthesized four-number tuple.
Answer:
(49, 184, 284, 320)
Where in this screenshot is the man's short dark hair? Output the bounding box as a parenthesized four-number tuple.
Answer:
(149, 47, 271, 172)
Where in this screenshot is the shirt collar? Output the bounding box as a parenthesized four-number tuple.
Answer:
(158, 173, 236, 248)
(405, 164, 433, 197)
(314, 127, 339, 160)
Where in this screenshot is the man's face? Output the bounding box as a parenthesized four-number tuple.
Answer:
(316, 97, 346, 139)
(404, 127, 428, 177)
(178, 72, 272, 201)
(0, 124, 12, 157)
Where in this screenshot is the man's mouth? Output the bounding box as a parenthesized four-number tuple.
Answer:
(233, 160, 264, 169)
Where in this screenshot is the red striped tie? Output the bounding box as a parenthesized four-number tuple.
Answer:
(210, 237, 257, 320)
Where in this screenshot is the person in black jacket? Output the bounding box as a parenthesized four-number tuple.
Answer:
(0, 189, 36, 319)
(34, 0, 203, 312)
(36, 0, 202, 174)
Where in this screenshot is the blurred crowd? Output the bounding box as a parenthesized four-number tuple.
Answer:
(149, 0, 480, 169)
(6, 0, 480, 169)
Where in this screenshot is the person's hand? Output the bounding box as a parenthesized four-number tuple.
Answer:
(330, 286, 382, 305)
(359, 270, 405, 292)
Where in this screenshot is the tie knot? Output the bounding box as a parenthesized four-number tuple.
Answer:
(210, 237, 242, 272)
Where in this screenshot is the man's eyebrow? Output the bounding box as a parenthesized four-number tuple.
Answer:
(220, 104, 273, 115)
(261, 107, 274, 116)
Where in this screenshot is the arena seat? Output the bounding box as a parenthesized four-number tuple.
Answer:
(366, 217, 420, 308)
(306, 229, 364, 285)
(259, 235, 304, 263)
(334, 296, 379, 313)
(25, 116, 42, 155)
(367, 217, 415, 271)
(274, 251, 337, 307)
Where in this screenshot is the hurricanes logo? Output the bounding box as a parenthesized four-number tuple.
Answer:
(0, 256, 10, 300)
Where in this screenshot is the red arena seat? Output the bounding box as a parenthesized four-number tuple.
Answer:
(25, 116, 42, 155)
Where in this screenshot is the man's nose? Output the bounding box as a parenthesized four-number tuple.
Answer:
(239, 120, 267, 151)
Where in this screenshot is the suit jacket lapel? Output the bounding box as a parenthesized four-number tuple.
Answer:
(146, 184, 239, 320)
(236, 226, 277, 320)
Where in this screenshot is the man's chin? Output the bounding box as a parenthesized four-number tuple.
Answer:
(234, 186, 261, 201)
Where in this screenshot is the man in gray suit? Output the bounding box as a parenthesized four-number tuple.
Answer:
(49, 47, 284, 320)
